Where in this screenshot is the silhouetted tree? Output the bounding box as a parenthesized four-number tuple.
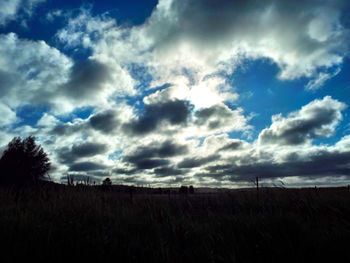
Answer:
(0, 136, 50, 187)
(189, 185, 194, 194)
(102, 177, 112, 191)
(102, 177, 112, 186)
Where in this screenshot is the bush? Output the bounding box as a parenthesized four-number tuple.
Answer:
(0, 136, 50, 187)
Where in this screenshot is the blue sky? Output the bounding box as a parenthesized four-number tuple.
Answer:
(0, 0, 350, 187)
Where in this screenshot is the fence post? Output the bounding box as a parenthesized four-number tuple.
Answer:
(256, 176, 259, 202)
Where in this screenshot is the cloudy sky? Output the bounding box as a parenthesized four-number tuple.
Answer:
(1, 0, 350, 187)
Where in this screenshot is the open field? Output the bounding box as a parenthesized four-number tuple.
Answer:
(1, 186, 350, 262)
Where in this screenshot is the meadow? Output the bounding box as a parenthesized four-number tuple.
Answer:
(0, 185, 350, 262)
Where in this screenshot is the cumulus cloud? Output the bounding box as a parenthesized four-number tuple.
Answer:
(0, 31, 135, 116)
(0, 33, 72, 110)
(49, 105, 132, 139)
(121, 140, 189, 172)
(258, 96, 346, 145)
(125, 140, 188, 160)
(1, 0, 349, 187)
(124, 99, 194, 135)
(195, 104, 249, 133)
(43, 94, 350, 187)
(94, 0, 349, 89)
(89, 109, 121, 134)
(63, 59, 112, 99)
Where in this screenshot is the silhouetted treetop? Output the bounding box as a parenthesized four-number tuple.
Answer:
(102, 177, 112, 186)
(0, 136, 50, 187)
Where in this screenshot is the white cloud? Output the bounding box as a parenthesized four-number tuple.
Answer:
(258, 96, 346, 145)
(62, 0, 350, 106)
(0, 32, 136, 115)
(0, 33, 72, 110)
(37, 113, 61, 127)
(139, 0, 349, 84)
(306, 68, 341, 90)
(56, 6, 116, 50)
(0, 103, 18, 127)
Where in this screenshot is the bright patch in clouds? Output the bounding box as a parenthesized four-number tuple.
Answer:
(0, 0, 350, 187)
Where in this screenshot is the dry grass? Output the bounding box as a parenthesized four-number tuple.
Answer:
(0, 186, 350, 262)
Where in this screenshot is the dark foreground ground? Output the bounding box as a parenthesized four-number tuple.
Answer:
(0, 186, 350, 262)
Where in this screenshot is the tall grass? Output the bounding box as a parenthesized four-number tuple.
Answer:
(0, 186, 350, 262)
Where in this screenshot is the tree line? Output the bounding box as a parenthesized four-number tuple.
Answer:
(0, 137, 195, 193)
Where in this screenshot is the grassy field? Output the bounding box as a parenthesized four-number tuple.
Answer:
(0, 186, 350, 262)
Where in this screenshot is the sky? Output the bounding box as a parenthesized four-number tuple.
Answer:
(0, 0, 350, 188)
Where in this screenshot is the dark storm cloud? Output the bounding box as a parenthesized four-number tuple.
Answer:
(50, 109, 120, 136)
(195, 104, 239, 130)
(201, 150, 350, 182)
(89, 110, 120, 133)
(126, 140, 188, 161)
(71, 142, 107, 157)
(51, 122, 85, 136)
(135, 159, 170, 169)
(57, 147, 78, 163)
(218, 141, 243, 152)
(259, 97, 346, 145)
(122, 140, 189, 171)
(123, 156, 170, 170)
(113, 168, 138, 175)
(260, 108, 338, 145)
(156, 140, 189, 156)
(0, 70, 17, 97)
(63, 59, 111, 99)
(124, 99, 193, 135)
(58, 142, 107, 164)
(177, 154, 219, 168)
(69, 161, 108, 171)
(153, 166, 185, 177)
